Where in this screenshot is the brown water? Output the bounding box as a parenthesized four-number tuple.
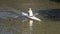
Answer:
(0, 0, 60, 34)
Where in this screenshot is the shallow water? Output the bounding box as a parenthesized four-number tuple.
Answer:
(0, 0, 60, 34)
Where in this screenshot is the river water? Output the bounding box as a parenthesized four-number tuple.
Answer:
(0, 0, 60, 34)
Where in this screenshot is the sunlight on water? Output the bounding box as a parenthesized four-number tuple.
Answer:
(29, 20, 33, 27)
(0, 0, 60, 34)
(29, 20, 33, 34)
(0, 7, 60, 34)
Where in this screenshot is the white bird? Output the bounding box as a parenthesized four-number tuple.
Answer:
(0, 7, 41, 21)
(21, 8, 41, 21)
(0, 7, 42, 32)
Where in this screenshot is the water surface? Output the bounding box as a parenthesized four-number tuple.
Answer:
(0, 0, 60, 34)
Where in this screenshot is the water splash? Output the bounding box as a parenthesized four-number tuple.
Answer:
(0, 7, 26, 19)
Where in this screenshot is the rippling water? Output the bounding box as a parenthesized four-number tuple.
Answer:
(0, 0, 60, 34)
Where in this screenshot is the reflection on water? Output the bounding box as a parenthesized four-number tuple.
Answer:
(0, 7, 41, 34)
(0, 4, 60, 34)
(0, 0, 60, 33)
(0, 7, 60, 34)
